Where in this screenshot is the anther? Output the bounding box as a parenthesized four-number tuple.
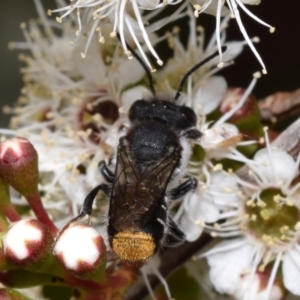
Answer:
(157, 59, 163, 66)
(253, 71, 261, 78)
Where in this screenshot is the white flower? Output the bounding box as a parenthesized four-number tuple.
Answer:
(204, 239, 283, 300)
(158, 8, 245, 102)
(48, 0, 169, 70)
(192, 76, 227, 115)
(10, 20, 145, 130)
(192, 0, 275, 72)
(3, 3, 148, 227)
(179, 170, 241, 241)
(200, 123, 241, 150)
(121, 86, 153, 111)
(242, 0, 261, 4)
(198, 72, 260, 156)
(200, 128, 300, 299)
(234, 274, 283, 300)
(10, 2, 146, 109)
(177, 73, 260, 243)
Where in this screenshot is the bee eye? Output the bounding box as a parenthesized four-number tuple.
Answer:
(179, 106, 198, 126)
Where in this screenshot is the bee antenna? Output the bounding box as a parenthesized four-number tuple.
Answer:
(116, 33, 156, 97)
(174, 46, 227, 100)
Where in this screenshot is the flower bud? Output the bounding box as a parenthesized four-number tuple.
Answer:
(53, 224, 106, 278)
(0, 138, 57, 235)
(0, 137, 39, 197)
(3, 219, 53, 267)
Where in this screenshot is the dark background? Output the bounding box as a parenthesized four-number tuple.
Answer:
(1, 0, 300, 126)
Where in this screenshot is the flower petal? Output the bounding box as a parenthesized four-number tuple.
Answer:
(115, 59, 146, 90)
(121, 86, 152, 112)
(241, 0, 261, 5)
(283, 248, 300, 295)
(253, 148, 297, 184)
(58, 173, 88, 207)
(201, 123, 240, 150)
(206, 171, 240, 206)
(180, 193, 213, 241)
(207, 239, 254, 295)
(72, 39, 106, 83)
(193, 76, 227, 114)
(179, 213, 203, 242)
(136, 0, 159, 9)
(233, 273, 283, 300)
(222, 41, 245, 62)
(189, 193, 220, 223)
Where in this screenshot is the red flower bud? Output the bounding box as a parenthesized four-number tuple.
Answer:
(0, 138, 57, 235)
(0, 137, 39, 197)
(53, 224, 106, 278)
(3, 219, 53, 267)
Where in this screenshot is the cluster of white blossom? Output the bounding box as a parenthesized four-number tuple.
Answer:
(2, 0, 298, 299)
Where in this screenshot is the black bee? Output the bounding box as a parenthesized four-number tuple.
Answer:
(74, 46, 226, 263)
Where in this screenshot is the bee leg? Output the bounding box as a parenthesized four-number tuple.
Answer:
(164, 218, 185, 247)
(78, 183, 111, 217)
(183, 129, 202, 139)
(170, 177, 198, 200)
(98, 160, 114, 183)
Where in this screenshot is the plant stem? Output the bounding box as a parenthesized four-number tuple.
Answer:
(2, 205, 21, 222)
(25, 193, 58, 236)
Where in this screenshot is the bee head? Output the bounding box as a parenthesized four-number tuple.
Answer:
(112, 230, 156, 262)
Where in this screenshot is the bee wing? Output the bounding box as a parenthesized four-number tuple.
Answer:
(112, 138, 181, 203)
(109, 136, 150, 231)
(141, 144, 181, 198)
(133, 144, 181, 227)
(109, 137, 181, 231)
(111, 137, 140, 205)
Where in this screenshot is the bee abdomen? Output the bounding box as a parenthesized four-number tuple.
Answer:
(112, 230, 156, 262)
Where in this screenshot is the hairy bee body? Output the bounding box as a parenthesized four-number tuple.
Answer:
(106, 99, 201, 262)
(74, 98, 201, 263)
(69, 43, 225, 264)
(68, 43, 224, 264)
